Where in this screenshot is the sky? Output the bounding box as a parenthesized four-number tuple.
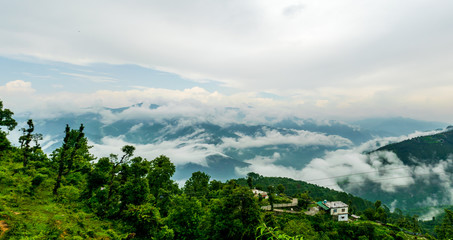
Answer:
(1, 0, 453, 122)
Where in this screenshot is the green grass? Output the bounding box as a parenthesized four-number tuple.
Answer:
(0, 159, 123, 239)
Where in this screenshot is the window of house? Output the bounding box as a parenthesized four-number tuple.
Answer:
(333, 209, 337, 213)
(342, 208, 345, 212)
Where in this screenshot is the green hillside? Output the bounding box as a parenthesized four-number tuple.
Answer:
(376, 129, 453, 165)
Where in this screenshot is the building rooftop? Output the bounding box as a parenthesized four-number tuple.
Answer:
(316, 201, 330, 210)
(324, 201, 348, 208)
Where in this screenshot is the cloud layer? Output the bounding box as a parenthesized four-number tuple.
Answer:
(89, 125, 351, 167)
(3, 79, 453, 124)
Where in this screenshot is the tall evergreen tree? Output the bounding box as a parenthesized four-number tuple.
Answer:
(18, 119, 42, 167)
(53, 124, 92, 195)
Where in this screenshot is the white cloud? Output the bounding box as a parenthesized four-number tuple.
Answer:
(90, 133, 224, 167)
(282, 4, 305, 17)
(419, 208, 443, 221)
(0, 80, 311, 123)
(90, 120, 353, 169)
(235, 153, 309, 185)
(129, 123, 144, 133)
(60, 72, 118, 83)
(221, 128, 352, 149)
(0, 80, 35, 93)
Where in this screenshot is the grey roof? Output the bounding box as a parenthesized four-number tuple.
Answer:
(325, 201, 348, 208)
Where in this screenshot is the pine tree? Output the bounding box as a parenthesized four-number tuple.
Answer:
(53, 124, 91, 195)
(18, 119, 42, 167)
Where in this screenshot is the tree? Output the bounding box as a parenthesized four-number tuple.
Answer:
(374, 200, 381, 210)
(148, 155, 178, 216)
(148, 155, 176, 196)
(119, 156, 151, 207)
(87, 145, 137, 217)
(436, 209, 453, 239)
(373, 200, 387, 223)
(85, 157, 112, 214)
(207, 185, 261, 239)
(277, 184, 285, 195)
(107, 145, 135, 202)
(256, 222, 305, 240)
(53, 124, 92, 195)
(209, 179, 223, 192)
(123, 202, 174, 239)
(167, 194, 205, 239)
(18, 119, 42, 167)
(86, 157, 112, 196)
(247, 172, 261, 182)
(0, 100, 17, 131)
(283, 219, 318, 239)
(247, 175, 253, 189)
(296, 192, 312, 209)
(184, 171, 210, 199)
(0, 100, 17, 152)
(268, 185, 275, 211)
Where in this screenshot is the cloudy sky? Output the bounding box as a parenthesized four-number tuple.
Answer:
(1, 0, 453, 121)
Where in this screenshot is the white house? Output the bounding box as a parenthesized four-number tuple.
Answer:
(317, 200, 349, 221)
(251, 189, 269, 199)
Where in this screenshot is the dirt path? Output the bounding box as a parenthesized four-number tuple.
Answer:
(0, 220, 9, 238)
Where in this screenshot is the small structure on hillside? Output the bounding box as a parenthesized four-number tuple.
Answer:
(316, 200, 348, 221)
(252, 189, 269, 199)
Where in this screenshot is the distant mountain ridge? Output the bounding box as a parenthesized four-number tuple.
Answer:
(376, 129, 453, 165)
(26, 112, 364, 180)
(14, 104, 448, 183)
(341, 129, 453, 212)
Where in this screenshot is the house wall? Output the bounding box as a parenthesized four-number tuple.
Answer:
(330, 207, 348, 216)
(338, 214, 348, 221)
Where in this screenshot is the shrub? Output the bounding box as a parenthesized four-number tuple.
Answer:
(57, 186, 80, 204)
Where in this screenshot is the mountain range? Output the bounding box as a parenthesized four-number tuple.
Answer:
(12, 103, 451, 213)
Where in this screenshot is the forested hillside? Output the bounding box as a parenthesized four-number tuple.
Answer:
(376, 129, 453, 165)
(1, 100, 452, 239)
(338, 129, 453, 212)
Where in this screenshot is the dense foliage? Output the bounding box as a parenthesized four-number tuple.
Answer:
(0, 100, 451, 239)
